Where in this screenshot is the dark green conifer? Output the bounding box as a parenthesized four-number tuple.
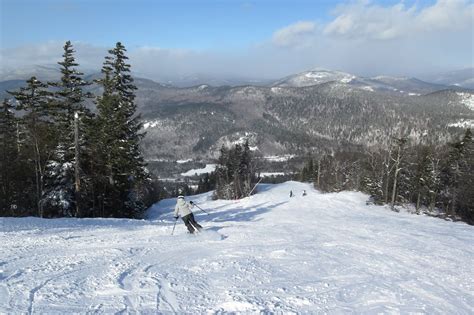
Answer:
(7, 77, 54, 216)
(42, 41, 92, 217)
(0, 99, 19, 215)
(93, 42, 147, 217)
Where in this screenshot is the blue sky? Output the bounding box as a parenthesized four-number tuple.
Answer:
(2, 0, 437, 49)
(0, 0, 472, 80)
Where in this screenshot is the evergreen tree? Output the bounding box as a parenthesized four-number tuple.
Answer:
(455, 129, 474, 223)
(300, 153, 314, 182)
(239, 140, 253, 194)
(92, 42, 147, 217)
(215, 142, 254, 199)
(8, 77, 54, 217)
(361, 149, 385, 204)
(42, 41, 92, 217)
(196, 173, 215, 194)
(441, 132, 468, 218)
(411, 146, 436, 213)
(0, 99, 18, 215)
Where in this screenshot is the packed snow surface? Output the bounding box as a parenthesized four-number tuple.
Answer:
(1, 182, 473, 314)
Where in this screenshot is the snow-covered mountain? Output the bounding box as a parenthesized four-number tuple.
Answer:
(272, 69, 461, 95)
(138, 81, 474, 160)
(1, 181, 472, 313)
(272, 69, 357, 87)
(2, 67, 473, 162)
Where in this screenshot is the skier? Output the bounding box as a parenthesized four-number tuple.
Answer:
(174, 195, 202, 233)
(290, 190, 293, 197)
(302, 190, 307, 196)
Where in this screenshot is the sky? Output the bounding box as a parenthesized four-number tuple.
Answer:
(1, 0, 473, 82)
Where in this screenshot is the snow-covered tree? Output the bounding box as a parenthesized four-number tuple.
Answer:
(92, 42, 147, 217)
(41, 41, 92, 217)
(0, 99, 19, 215)
(442, 129, 474, 223)
(7, 77, 54, 217)
(390, 137, 407, 210)
(215, 141, 254, 200)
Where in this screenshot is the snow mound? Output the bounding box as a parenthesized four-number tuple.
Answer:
(1, 181, 473, 314)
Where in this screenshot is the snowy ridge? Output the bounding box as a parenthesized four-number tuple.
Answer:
(274, 69, 356, 87)
(1, 181, 473, 313)
(270, 69, 457, 96)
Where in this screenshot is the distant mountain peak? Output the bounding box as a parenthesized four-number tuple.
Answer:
(272, 69, 357, 88)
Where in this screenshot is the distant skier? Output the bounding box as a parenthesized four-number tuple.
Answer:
(174, 195, 202, 234)
(302, 190, 307, 196)
(290, 190, 293, 198)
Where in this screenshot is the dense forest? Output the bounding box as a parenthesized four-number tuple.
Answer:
(0, 41, 155, 218)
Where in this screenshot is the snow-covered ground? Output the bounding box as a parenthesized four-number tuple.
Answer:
(180, 164, 216, 177)
(1, 182, 473, 313)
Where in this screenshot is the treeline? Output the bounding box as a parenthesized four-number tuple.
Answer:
(299, 130, 474, 224)
(214, 141, 256, 199)
(0, 41, 155, 218)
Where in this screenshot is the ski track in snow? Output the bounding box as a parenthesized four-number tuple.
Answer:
(1, 181, 473, 314)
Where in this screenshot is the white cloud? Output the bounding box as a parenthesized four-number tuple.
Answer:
(265, 0, 473, 76)
(323, 0, 473, 40)
(418, 0, 474, 32)
(0, 41, 105, 73)
(272, 21, 318, 47)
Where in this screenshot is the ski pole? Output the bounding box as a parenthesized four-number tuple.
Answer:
(191, 202, 210, 215)
(171, 217, 178, 235)
(248, 177, 263, 197)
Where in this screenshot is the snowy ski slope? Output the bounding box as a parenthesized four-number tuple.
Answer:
(1, 181, 473, 313)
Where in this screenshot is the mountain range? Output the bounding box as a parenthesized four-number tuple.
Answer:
(1, 68, 473, 161)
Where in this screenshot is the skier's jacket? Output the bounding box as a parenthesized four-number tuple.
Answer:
(174, 196, 193, 217)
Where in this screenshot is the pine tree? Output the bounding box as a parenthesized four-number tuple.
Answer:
(239, 140, 253, 195)
(8, 77, 54, 217)
(456, 129, 474, 223)
(300, 153, 314, 182)
(42, 41, 92, 217)
(196, 172, 215, 194)
(215, 142, 254, 199)
(0, 99, 18, 215)
(92, 42, 147, 217)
